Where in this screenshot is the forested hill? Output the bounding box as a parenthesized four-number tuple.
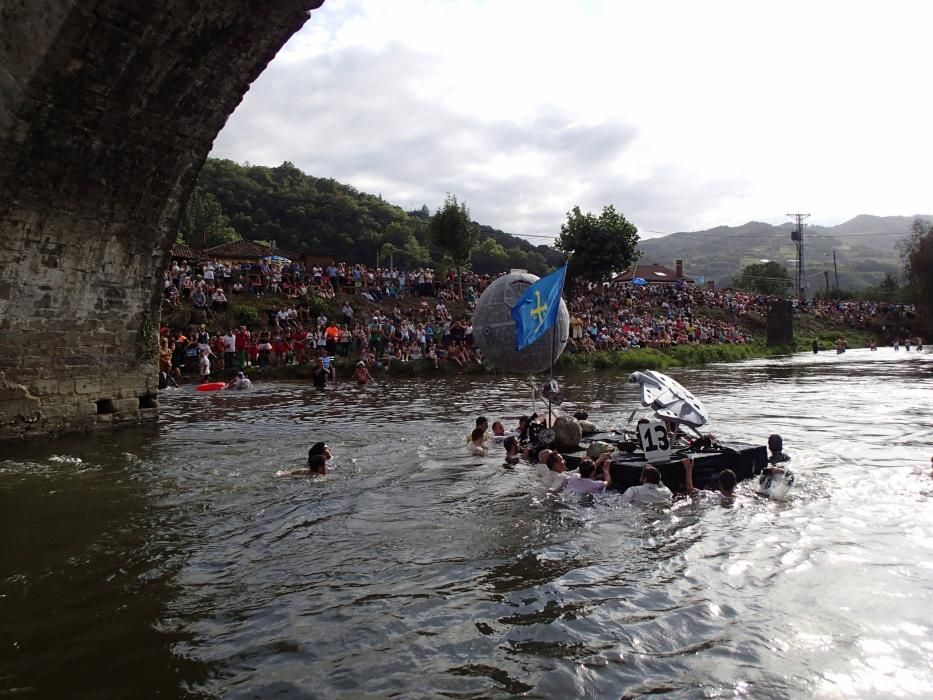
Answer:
(637, 215, 928, 290)
(180, 159, 564, 275)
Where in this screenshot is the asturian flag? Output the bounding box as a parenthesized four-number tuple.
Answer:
(511, 264, 568, 351)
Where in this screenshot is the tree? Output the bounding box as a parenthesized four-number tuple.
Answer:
(471, 237, 509, 275)
(429, 194, 478, 298)
(554, 205, 639, 283)
(899, 217, 933, 334)
(179, 190, 239, 248)
(732, 261, 792, 295)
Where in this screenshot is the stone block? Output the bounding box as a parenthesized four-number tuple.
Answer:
(111, 398, 139, 413)
(28, 378, 61, 396)
(74, 378, 100, 395)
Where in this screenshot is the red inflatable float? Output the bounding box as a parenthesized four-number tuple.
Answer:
(195, 382, 226, 392)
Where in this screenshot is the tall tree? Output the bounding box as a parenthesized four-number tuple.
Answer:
(429, 194, 478, 298)
(179, 190, 239, 248)
(899, 217, 933, 334)
(732, 261, 792, 295)
(554, 205, 639, 283)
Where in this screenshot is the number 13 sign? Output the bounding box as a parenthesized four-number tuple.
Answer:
(638, 419, 672, 462)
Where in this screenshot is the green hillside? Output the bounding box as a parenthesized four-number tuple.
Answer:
(636, 216, 927, 290)
(180, 159, 563, 274)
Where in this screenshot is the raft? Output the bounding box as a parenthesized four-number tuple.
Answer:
(196, 381, 226, 392)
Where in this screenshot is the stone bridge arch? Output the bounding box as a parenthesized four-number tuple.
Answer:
(0, 0, 324, 441)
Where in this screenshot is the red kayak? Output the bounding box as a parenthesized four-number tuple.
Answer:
(195, 381, 226, 392)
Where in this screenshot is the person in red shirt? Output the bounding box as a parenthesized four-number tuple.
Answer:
(235, 326, 250, 368)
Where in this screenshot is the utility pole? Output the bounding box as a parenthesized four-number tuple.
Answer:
(833, 249, 839, 290)
(787, 212, 810, 298)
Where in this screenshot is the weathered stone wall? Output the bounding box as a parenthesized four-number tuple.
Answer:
(0, 0, 324, 442)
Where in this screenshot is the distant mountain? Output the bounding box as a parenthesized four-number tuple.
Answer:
(636, 215, 930, 290)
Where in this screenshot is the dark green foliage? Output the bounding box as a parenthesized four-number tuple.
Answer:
(186, 159, 555, 274)
(733, 261, 792, 295)
(178, 190, 239, 248)
(555, 205, 640, 283)
(900, 217, 933, 334)
(234, 304, 260, 326)
(429, 194, 478, 298)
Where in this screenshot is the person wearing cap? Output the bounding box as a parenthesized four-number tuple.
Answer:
(353, 361, 372, 385)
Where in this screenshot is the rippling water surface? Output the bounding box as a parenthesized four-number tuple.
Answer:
(2, 349, 932, 698)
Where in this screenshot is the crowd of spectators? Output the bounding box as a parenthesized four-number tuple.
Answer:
(157, 257, 915, 380)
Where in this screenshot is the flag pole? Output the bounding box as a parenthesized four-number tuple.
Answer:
(547, 258, 569, 426)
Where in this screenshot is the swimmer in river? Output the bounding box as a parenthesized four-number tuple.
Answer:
(683, 458, 737, 503)
(468, 428, 486, 455)
(276, 442, 333, 477)
(503, 436, 520, 465)
(276, 454, 327, 478)
(467, 416, 488, 445)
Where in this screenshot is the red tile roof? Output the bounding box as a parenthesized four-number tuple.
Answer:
(202, 240, 301, 261)
(170, 243, 202, 260)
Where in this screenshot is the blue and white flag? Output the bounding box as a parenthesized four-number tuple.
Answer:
(511, 264, 567, 351)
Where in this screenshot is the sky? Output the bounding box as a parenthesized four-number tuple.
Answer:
(211, 0, 933, 243)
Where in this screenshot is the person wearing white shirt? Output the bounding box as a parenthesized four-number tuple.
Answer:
(620, 464, 673, 504)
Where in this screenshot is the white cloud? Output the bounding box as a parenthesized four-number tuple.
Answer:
(211, 0, 933, 241)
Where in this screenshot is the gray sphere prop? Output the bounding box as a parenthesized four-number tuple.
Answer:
(473, 272, 569, 374)
(552, 415, 583, 451)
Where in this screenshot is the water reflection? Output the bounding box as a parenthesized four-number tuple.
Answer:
(0, 348, 931, 696)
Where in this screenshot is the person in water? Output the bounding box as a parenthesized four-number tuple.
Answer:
(683, 457, 736, 501)
(312, 358, 328, 388)
(276, 442, 333, 477)
(767, 434, 789, 464)
(353, 361, 372, 385)
(760, 434, 794, 494)
(276, 455, 327, 478)
(566, 454, 613, 494)
(468, 428, 486, 455)
(541, 451, 568, 491)
(467, 417, 489, 445)
(225, 371, 252, 390)
(503, 436, 520, 465)
(620, 464, 673, 504)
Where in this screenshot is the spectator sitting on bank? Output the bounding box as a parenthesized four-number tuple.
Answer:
(211, 287, 228, 312)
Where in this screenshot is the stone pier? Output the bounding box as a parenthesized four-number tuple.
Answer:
(0, 1, 324, 442)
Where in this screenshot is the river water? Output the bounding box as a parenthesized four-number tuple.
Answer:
(1, 349, 932, 698)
